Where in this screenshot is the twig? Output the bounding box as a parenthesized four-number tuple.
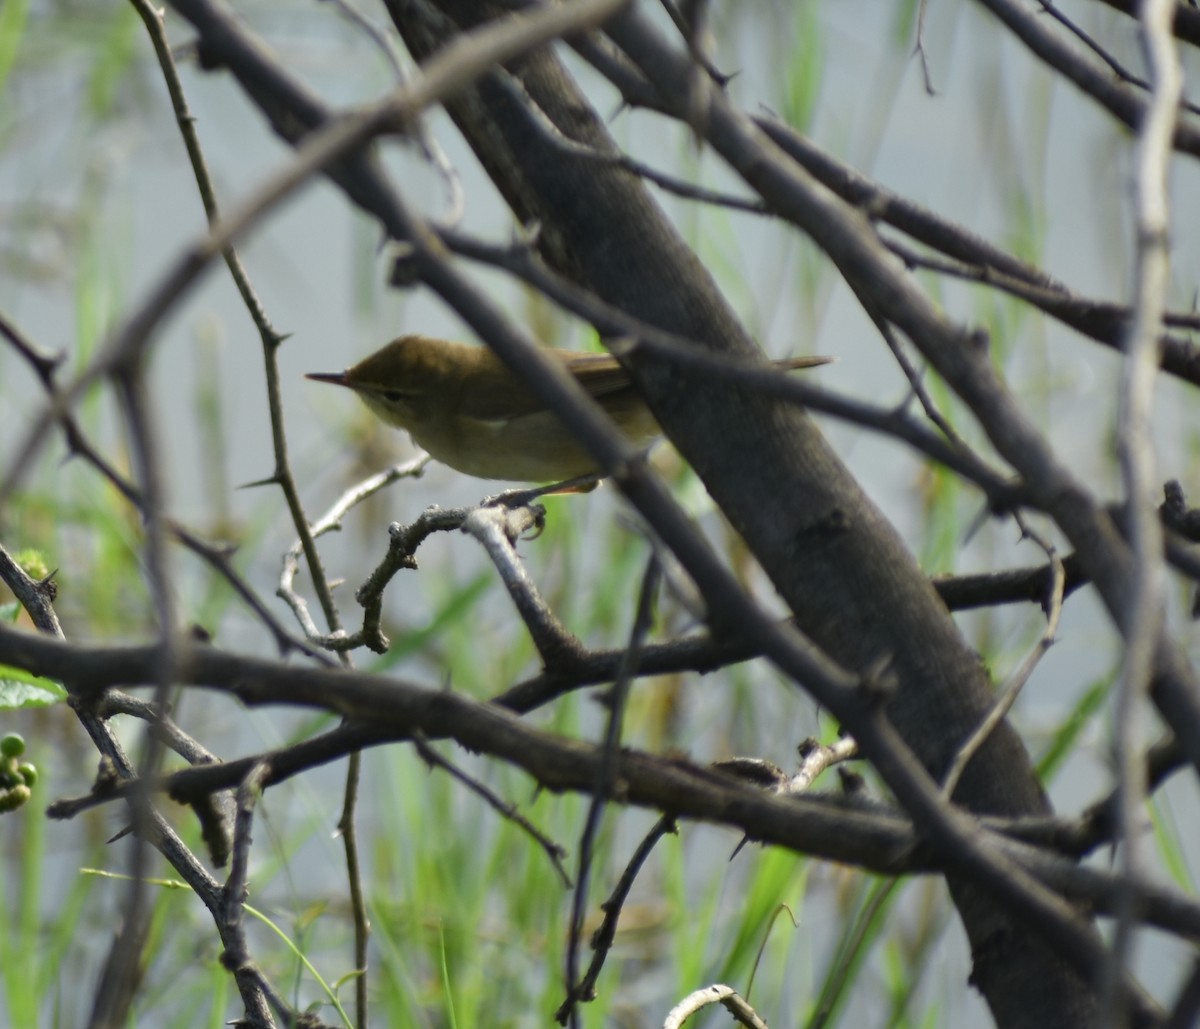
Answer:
(411, 733, 571, 885)
(277, 456, 430, 649)
(663, 984, 770, 1029)
(434, 229, 1023, 510)
(95, 343, 181, 1029)
(975, 0, 1200, 155)
(912, 0, 937, 95)
(3, 0, 636, 502)
(1104, 0, 1179, 1020)
(462, 503, 588, 668)
(489, 70, 765, 213)
(941, 517, 1065, 800)
(0, 542, 62, 638)
(1036, 0, 1200, 116)
(0, 309, 323, 659)
(783, 736, 861, 795)
(722, 736, 861, 859)
(17, 625, 1200, 944)
(134, 0, 374, 993)
(559, 555, 660, 1025)
(569, 814, 676, 1013)
(319, 0, 465, 225)
(1165, 954, 1200, 1029)
(865, 308, 964, 447)
(882, 235, 1200, 388)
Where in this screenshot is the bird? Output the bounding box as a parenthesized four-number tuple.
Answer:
(307, 334, 831, 485)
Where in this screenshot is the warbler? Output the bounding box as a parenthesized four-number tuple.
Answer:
(307, 335, 830, 483)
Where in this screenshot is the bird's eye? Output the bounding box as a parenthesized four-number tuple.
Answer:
(380, 389, 409, 403)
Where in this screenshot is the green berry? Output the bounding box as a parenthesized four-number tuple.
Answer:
(0, 734, 24, 759)
(0, 785, 30, 813)
(17, 763, 36, 787)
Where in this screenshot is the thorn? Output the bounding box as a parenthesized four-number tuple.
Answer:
(237, 474, 282, 490)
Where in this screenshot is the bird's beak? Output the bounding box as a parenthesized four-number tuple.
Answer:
(306, 371, 351, 387)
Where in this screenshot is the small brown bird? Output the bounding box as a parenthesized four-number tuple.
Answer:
(308, 335, 830, 484)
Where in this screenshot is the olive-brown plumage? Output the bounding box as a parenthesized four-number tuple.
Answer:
(308, 335, 830, 483)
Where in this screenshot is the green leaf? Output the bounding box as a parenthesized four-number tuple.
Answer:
(86, 6, 139, 118)
(1036, 673, 1111, 783)
(0, 665, 67, 709)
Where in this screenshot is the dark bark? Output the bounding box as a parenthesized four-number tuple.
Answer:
(384, 2, 1105, 1025)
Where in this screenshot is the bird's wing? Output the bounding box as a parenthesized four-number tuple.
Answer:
(458, 351, 635, 421)
(561, 352, 636, 398)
